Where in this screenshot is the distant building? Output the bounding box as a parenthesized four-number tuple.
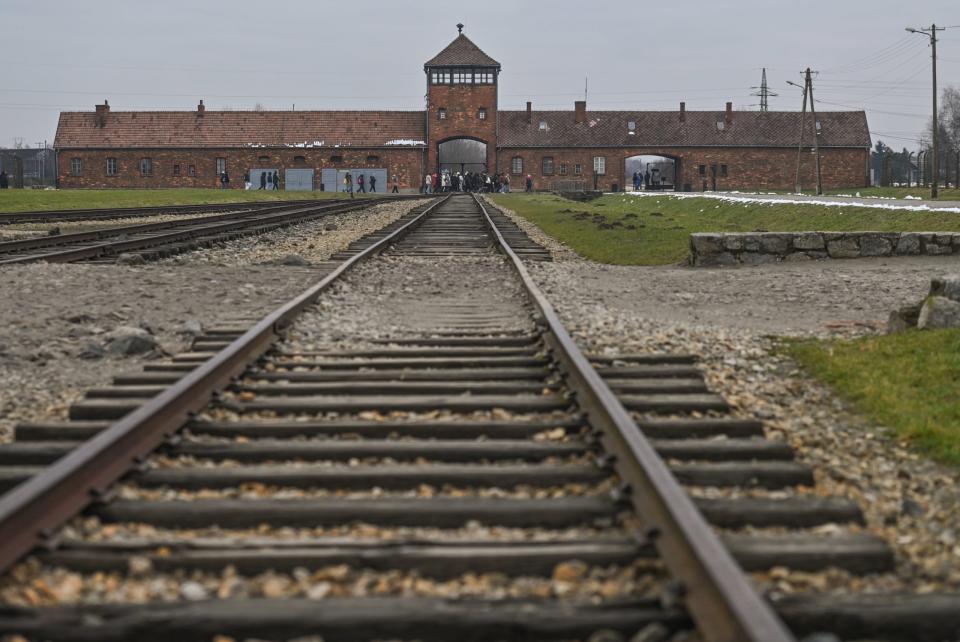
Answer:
(54, 29, 871, 191)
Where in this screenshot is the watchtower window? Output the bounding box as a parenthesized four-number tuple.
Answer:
(475, 70, 495, 84)
(453, 70, 469, 84)
(438, 108, 447, 120)
(478, 108, 487, 120)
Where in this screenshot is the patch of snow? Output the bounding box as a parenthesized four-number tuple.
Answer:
(614, 190, 960, 214)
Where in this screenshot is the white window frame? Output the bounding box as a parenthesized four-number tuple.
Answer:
(593, 156, 606, 175)
(140, 157, 153, 176)
(216, 157, 226, 175)
(574, 163, 582, 175)
(106, 157, 117, 176)
(559, 162, 568, 176)
(453, 70, 469, 84)
(542, 157, 554, 175)
(438, 108, 447, 120)
(70, 158, 82, 176)
(478, 108, 487, 121)
(511, 156, 523, 175)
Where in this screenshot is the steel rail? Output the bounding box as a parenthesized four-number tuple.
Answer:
(473, 194, 796, 642)
(0, 196, 423, 265)
(0, 195, 450, 573)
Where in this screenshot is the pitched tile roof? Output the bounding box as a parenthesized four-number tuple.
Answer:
(424, 34, 500, 68)
(498, 110, 871, 148)
(54, 110, 427, 149)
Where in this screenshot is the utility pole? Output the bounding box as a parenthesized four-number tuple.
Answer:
(788, 68, 821, 194)
(907, 24, 944, 198)
(807, 68, 823, 195)
(751, 68, 778, 112)
(789, 77, 808, 193)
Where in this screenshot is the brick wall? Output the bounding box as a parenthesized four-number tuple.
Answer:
(56, 147, 425, 190)
(495, 146, 869, 191)
(426, 83, 498, 173)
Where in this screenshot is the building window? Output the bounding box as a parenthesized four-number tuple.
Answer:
(593, 156, 606, 175)
(140, 158, 153, 176)
(70, 158, 82, 176)
(628, 121, 636, 133)
(720, 164, 728, 177)
(294, 155, 306, 164)
(106, 158, 117, 176)
(559, 162, 568, 175)
(542, 157, 554, 175)
(511, 156, 523, 175)
(478, 108, 487, 120)
(366, 155, 380, 164)
(430, 69, 451, 84)
(188, 165, 196, 176)
(574, 163, 582, 175)
(453, 70, 469, 84)
(258, 155, 270, 163)
(173, 164, 181, 176)
(698, 164, 706, 177)
(216, 157, 226, 175)
(475, 70, 494, 84)
(330, 155, 344, 163)
(538, 121, 548, 131)
(438, 108, 447, 120)
(716, 120, 725, 131)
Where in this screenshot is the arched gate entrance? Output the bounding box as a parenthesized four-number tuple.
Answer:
(438, 138, 487, 174)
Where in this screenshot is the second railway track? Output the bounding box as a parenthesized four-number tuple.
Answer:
(0, 194, 957, 641)
(0, 195, 421, 265)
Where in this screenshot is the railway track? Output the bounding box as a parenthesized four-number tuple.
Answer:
(0, 198, 339, 225)
(0, 195, 421, 265)
(0, 194, 956, 641)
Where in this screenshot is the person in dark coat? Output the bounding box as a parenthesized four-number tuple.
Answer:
(357, 174, 366, 193)
(369, 174, 377, 192)
(0, 171, 8, 189)
(272, 171, 280, 190)
(259, 171, 267, 190)
(391, 174, 399, 193)
(643, 169, 650, 189)
(525, 175, 533, 192)
(220, 171, 230, 190)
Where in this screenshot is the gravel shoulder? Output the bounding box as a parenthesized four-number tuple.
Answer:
(0, 200, 420, 443)
(529, 256, 960, 594)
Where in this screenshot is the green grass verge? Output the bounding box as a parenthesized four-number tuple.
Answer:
(0, 189, 383, 214)
(784, 330, 960, 465)
(489, 193, 960, 265)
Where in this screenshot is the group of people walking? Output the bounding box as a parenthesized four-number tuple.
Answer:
(340, 172, 397, 197)
(631, 169, 652, 191)
(423, 170, 512, 194)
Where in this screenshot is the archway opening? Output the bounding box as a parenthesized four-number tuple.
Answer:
(438, 138, 487, 174)
(626, 155, 678, 191)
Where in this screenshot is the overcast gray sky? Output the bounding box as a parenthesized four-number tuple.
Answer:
(2, 0, 957, 151)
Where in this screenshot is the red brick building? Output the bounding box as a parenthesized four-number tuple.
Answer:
(54, 28, 871, 192)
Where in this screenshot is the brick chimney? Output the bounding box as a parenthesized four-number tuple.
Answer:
(197, 99, 205, 117)
(725, 102, 733, 124)
(95, 100, 109, 128)
(574, 100, 586, 124)
(526, 101, 532, 123)
(679, 102, 686, 123)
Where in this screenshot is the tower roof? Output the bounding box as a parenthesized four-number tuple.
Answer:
(425, 32, 500, 69)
